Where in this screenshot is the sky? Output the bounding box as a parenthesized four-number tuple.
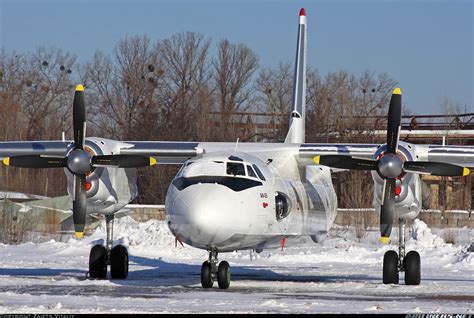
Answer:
(0, 0, 472, 115)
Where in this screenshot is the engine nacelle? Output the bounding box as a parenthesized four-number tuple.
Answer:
(65, 137, 138, 214)
(371, 142, 422, 220)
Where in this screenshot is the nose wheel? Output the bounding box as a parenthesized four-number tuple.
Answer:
(382, 218, 421, 285)
(87, 215, 129, 279)
(201, 251, 231, 289)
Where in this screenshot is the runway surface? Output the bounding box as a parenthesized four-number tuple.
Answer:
(0, 217, 472, 314)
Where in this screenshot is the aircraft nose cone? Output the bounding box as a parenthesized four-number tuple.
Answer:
(167, 184, 239, 249)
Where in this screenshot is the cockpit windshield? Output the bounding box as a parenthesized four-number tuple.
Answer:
(178, 158, 266, 181)
(226, 162, 245, 176)
(181, 160, 225, 178)
(173, 158, 266, 192)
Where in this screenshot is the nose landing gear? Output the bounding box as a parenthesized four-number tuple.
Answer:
(382, 218, 421, 285)
(201, 251, 231, 289)
(88, 215, 129, 279)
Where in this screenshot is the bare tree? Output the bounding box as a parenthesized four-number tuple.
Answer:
(213, 39, 258, 140)
(134, 32, 213, 204)
(255, 62, 292, 140)
(155, 32, 212, 140)
(0, 48, 74, 198)
(0, 50, 25, 141)
(20, 47, 76, 140)
(306, 70, 396, 143)
(84, 35, 160, 139)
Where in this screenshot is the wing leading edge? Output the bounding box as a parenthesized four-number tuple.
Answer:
(119, 141, 201, 164)
(422, 144, 474, 167)
(0, 141, 71, 160)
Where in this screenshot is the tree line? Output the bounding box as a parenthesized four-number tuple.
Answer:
(1, 32, 403, 206)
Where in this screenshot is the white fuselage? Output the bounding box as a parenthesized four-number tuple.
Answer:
(165, 150, 337, 252)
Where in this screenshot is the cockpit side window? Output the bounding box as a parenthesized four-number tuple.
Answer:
(252, 164, 266, 181)
(227, 162, 245, 176)
(246, 165, 257, 178)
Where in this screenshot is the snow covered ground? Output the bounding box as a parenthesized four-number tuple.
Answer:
(0, 217, 472, 314)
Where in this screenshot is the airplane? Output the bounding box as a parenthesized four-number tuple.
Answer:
(1, 8, 473, 289)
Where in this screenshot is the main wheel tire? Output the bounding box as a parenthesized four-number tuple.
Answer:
(201, 261, 213, 288)
(110, 245, 129, 279)
(383, 250, 399, 284)
(404, 251, 421, 285)
(89, 245, 107, 279)
(217, 261, 231, 289)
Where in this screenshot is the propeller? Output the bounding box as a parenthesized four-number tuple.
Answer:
(2, 85, 157, 239)
(314, 87, 470, 244)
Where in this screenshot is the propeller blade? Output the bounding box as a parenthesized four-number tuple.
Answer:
(91, 155, 157, 168)
(314, 155, 378, 171)
(386, 88, 402, 154)
(3, 156, 67, 168)
(73, 173, 87, 239)
(380, 178, 396, 244)
(403, 161, 470, 177)
(73, 84, 86, 150)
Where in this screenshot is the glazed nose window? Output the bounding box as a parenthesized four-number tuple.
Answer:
(227, 162, 245, 176)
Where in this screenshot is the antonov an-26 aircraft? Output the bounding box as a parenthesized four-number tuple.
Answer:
(1, 8, 473, 289)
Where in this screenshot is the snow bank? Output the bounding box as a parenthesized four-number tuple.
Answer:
(89, 216, 176, 249)
(83, 216, 204, 260)
(410, 219, 447, 249)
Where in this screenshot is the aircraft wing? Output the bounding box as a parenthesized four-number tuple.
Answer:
(419, 144, 474, 167)
(298, 143, 379, 159)
(0, 140, 200, 165)
(297, 143, 380, 167)
(3, 140, 473, 168)
(119, 141, 202, 164)
(0, 141, 71, 159)
(298, 143, 474, 168)
(119, 141, 381, 166)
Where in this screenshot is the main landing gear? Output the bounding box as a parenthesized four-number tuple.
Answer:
(201, 251, 231, 289)
(88, 215, 129, 279)
(383, 218, 420, 285)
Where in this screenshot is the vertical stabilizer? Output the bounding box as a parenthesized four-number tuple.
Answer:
(284, 8, 307, 144)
